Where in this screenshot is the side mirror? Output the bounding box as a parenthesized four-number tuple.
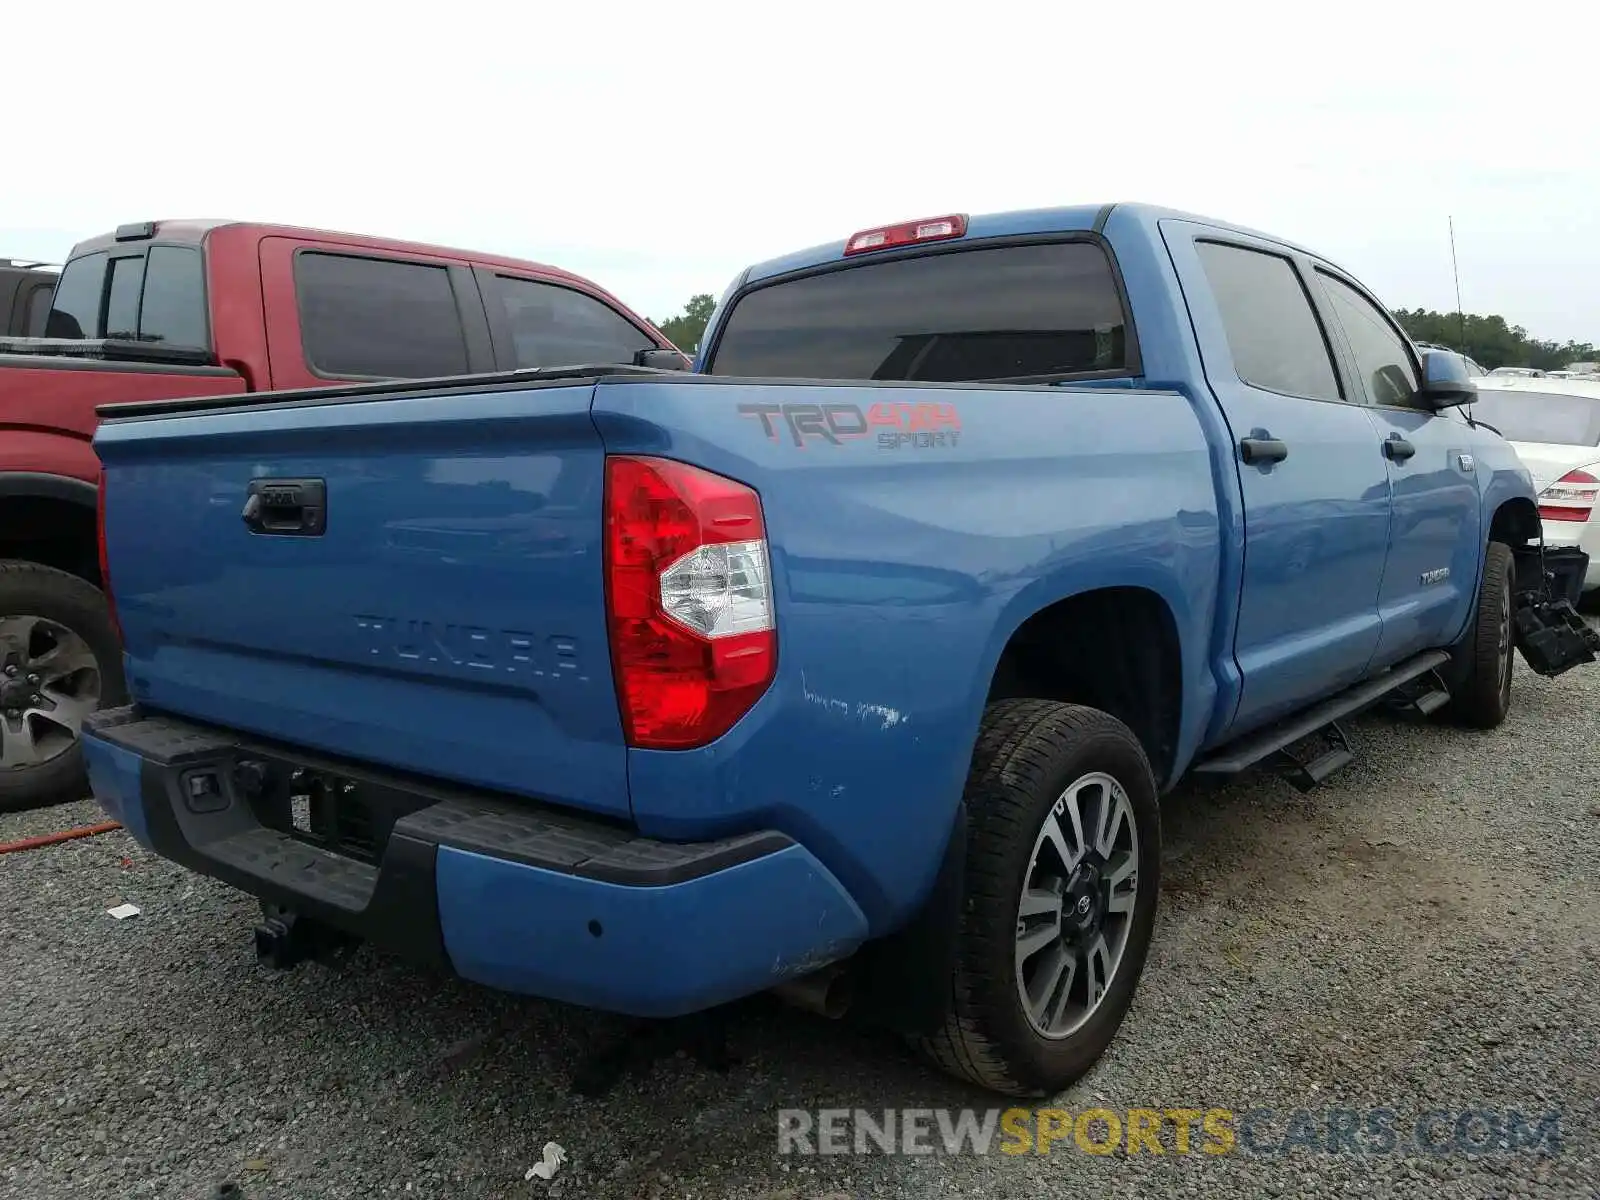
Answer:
(632, 347, 692, 371)
(1418, 349, 1478, 410)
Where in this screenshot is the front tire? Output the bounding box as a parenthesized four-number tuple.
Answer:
(917, 700, 1161, 1097)
(1444, 541, 1515, 730)
(0, 561, 127, 813)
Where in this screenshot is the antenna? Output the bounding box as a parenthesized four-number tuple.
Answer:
(1448, 215, 1478, 426)
(1448, 215, 1466, 349)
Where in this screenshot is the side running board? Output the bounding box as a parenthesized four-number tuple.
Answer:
(1193, 649, 1451, 786)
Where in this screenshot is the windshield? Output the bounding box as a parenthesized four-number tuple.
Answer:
(1470, 389, 1600, 446)
(706, 241, 1130, 382)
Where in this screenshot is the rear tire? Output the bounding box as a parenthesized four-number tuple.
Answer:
(0, 561, 127, 813)
(1444, 541, 1515, 730)
(916, 700, 1161, 1097)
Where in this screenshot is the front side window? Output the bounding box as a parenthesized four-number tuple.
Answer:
(45, 251, 107, 339)
(493, 276, 654, 368)
(139, 245, 208, 349)
(707, 241, 1131, 381)
(1195, 241, 1342, 402)
(296, 252, 470, 379)
(1318, 272, 1421, 409)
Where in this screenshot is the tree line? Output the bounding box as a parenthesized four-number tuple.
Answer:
(651, 295, 716, 357)
(653, 294, 1596, 373)
(1390, 310, 1596, 372)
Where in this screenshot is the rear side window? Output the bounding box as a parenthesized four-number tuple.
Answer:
(1317, 272, 1421, 409)
(46, 251, 107, 339)
(492, 276, 653, 368)
(104, 255, 146, 338)
(1196, 241, 1342, 402)
(296, 252, 470, 379)
(707, 241, 1131, 381)
(139, 246, 208, 349)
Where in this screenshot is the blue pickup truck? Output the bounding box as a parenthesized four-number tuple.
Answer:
(79, 203, 1598, 1097)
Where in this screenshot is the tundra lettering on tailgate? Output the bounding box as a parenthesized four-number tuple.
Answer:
(353, 615, 584, 679)
(738, 400, 962, 449)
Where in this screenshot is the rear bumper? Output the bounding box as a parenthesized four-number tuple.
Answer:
(82, 707, 868, 1018)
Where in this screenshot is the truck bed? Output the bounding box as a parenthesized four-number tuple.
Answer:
(93, 366, 1221, 923)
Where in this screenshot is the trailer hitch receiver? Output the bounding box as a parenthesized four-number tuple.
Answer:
(253, 905, 360, 970)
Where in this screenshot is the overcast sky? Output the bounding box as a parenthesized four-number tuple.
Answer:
(6, 0, 1596, 342)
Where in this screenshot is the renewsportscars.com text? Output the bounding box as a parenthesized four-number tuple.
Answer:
(777, 1107, 1563, 1158)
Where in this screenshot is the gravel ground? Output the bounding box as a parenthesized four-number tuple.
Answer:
(3, 659, 1598, 1200)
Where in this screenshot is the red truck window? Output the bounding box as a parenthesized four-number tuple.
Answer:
(295, 252, 471, 379)
(105, 256, 145, 338)
(41, 245, 208, 349)
(46, 250, 107, 339)
(490, 276, 656, 369)
(140, 246, 209, 349)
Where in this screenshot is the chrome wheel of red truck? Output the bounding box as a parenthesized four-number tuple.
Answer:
(919, 700, 1161, 1097)
(0, 563, 125, 812)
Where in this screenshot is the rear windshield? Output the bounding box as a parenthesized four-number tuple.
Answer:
(43, 245, 208, 347)
(1469, 390, 1600, 446)
(706, 241, 1131, 382)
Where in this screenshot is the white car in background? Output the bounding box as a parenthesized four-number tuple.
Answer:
(1469, 377, 1600, 594)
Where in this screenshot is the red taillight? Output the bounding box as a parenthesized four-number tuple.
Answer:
(95, 468, 122, 642)
(843, 213, 968, 256)
(1538, 468, 1600, 523)
(603, 456, 776, 750)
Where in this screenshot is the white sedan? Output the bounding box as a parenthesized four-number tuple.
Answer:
(1469, 377, 1600, 594)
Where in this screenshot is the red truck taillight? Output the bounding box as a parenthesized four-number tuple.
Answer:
(95, 469, 123, 642)
(603, 456, 776, 750)
(1538, 468, 1600, 523)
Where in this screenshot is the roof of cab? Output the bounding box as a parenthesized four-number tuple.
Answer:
(66, 219, 601, 289)
(737, 201, 1334, 285)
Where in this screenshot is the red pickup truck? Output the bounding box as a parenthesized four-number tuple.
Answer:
(0, 219, 687, 811)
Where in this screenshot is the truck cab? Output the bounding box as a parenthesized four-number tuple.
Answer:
(0, 219, 686, 812)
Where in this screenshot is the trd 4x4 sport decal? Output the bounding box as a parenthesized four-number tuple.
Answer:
(737, 400, 962, 449)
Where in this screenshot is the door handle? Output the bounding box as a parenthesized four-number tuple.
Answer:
(1239, 437, 1289, 465)
(242, 478, 327, 537)
(1383, 436, 1417, 463)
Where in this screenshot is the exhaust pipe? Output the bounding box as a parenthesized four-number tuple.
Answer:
(772, 963, 855, 1019)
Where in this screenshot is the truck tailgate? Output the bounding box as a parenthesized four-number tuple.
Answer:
(94, 382, 629, 819)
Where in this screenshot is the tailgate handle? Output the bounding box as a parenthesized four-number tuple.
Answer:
(243, 478, 327, 537)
